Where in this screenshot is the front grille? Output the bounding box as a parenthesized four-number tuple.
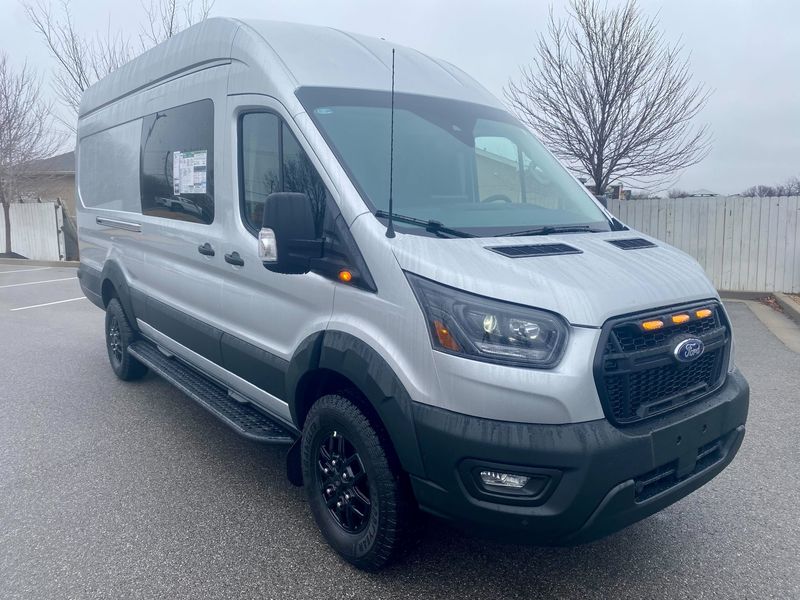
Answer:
(595, 302, 730, 425)
(613, 313, 720, 352)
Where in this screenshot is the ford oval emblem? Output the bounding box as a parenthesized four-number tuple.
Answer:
(674, 338, 705, 363)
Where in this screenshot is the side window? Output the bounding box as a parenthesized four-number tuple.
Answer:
(281, 122, 328, 235)
(240, 113, 281, 228)
(239, 113, 328, 235)
(140, 99, 214, 224)
(79, 120, 142, 213)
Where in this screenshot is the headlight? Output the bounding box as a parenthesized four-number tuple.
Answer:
(406, 273, 568, 368)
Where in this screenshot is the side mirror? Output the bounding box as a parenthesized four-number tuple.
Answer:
(259, 192, 323, 274)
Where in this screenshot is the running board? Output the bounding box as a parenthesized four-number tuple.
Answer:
(128, 339, 295, 445)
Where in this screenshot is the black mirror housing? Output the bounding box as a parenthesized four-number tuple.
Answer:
(262, 192, 323, 274)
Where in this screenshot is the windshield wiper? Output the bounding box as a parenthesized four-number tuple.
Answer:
(374, 210, 475, 238)
(497, 225, 604, 237)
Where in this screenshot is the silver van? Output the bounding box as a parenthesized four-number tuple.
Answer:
(76, 18, 749, 570)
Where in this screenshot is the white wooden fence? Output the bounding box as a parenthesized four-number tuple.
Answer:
(1, 197, 798, 291)
(608, 196, 800, 293)
(0, 202, 65, 262)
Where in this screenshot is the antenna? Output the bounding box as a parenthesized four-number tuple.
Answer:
(385, 48, 397, 238)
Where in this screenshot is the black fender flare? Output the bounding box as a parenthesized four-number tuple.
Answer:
(100, 260, 140, 330)
(286, 330, 426, 477)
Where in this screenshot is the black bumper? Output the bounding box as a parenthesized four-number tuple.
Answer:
(409, 369, 749, 544)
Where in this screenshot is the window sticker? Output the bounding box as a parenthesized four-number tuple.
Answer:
(172, 150, 208, 194)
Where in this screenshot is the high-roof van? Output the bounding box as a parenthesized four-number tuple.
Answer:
(76, 18, 749, 570)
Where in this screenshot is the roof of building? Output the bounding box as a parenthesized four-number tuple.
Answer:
(22, 151, 75, 175)
(689, 188, 718, 197)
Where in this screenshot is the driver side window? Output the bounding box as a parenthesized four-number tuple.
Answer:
(239, 112, 329, 235)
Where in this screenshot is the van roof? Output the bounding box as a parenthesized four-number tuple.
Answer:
(79, 18, 501, 118)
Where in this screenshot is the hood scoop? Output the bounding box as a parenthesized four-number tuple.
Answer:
(487, 243, 583, 258)
(607, 238, 657, 250)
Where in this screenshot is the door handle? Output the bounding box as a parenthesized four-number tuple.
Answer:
(224, 251, 245, 266)
(198, 242, 215, 256)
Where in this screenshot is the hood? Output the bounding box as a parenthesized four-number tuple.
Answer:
(391, 231, 718, 327)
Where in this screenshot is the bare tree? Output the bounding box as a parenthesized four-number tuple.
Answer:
(667, 188, 691, 199)
(741, 176, 800, 197)
(140, 0, 214, 47)
(24, 0, 213, 131)
(0, 53, 64, 253)
(506, 0, 711, 195)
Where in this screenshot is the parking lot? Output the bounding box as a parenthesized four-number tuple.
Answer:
(1, 263, 799, 599)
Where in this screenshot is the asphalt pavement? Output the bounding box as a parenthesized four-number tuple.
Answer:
(1, 265, 798, 599)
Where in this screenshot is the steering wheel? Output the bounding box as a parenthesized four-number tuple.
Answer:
(482, 194, 513, 204)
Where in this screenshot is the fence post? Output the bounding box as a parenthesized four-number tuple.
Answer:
(55, 199, 65, 261)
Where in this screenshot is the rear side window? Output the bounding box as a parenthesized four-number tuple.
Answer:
(140, 99, 214, 224)
(239, 113, 328, 235)
(78, 120, 142, 213)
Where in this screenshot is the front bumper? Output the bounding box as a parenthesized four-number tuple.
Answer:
(409, 369, 749, 544)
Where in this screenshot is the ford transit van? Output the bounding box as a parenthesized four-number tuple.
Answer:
(76, 18, 749, 570)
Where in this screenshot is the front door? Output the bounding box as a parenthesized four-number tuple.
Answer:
(217, 95, 337, 417)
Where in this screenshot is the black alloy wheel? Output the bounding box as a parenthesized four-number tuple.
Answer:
(104, 298, 148, 381)
(107, 314, 123, 366)
(317, 430, 371, 533)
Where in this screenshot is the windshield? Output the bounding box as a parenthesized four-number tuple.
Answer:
(297, 87, 610, 237)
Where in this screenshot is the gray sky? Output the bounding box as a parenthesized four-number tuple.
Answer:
(2, 0, 798, 194)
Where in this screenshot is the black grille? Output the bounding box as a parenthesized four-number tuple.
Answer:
(613, 310, 721, 353)
(607, 238, 657, 250)
(488, 243, 582, 258)
(596, 302, 729, 425)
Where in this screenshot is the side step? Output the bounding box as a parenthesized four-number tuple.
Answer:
(128, 339, 295, 445)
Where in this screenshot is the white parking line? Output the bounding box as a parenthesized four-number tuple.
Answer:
(10, 297, 86, 311)
(0, 277, 77, 289)
(0, 267, 52, 274)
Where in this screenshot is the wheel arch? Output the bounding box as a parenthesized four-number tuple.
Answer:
(286, 330, 426, 477)
(99, 260, 140, 331)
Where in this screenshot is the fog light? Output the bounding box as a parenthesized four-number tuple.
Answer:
(479, 470, 530, 489)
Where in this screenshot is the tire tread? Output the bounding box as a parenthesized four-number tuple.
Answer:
(303, 392, 417, 570)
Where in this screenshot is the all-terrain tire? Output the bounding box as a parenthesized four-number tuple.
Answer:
(301, 392, 417, 571)
(105, 298, 148, 381)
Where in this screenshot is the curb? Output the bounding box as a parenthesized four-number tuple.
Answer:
(717, 291, 767, 302)
(0, 258, 79, 268)
(775, 293, 800, 325)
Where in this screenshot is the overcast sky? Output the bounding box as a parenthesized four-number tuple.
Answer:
(1, 0, 798, 194)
